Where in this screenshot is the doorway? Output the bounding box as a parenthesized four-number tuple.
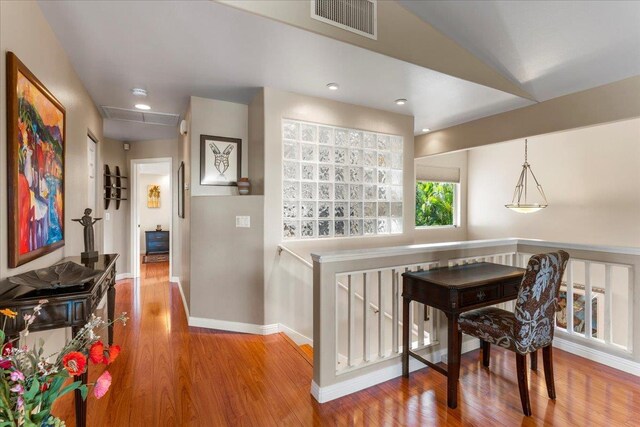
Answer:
(130, 158, 172, 279)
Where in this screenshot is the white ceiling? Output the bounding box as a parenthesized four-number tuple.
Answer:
(38, 0, 534, 141)
(400, 0, 640, 102)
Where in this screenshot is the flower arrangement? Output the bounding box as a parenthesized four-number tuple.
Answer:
(0, 301, 127, 426)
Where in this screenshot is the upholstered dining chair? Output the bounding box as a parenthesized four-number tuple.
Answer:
(458, 251, 570, 416)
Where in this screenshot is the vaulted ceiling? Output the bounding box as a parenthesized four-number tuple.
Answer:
(38, 1, 640, 142)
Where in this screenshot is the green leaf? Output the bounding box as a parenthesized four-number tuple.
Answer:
(57, 380, 82, 399)
(0, 329, 5, 344)
(80, 384, 88, 400)
(24, 378, 40, 400)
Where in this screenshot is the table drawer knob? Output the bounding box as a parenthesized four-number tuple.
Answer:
(476, 290, 486, 301)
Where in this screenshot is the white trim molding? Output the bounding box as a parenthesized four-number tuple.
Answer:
(115, 273, 133, 281)
(172, 278, 190, 319)
(553, 336, 640, 377)
(279, 323, 313, 346)
(188, 317, 279, 336)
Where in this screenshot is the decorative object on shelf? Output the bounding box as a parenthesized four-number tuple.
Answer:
(6, 52, 66, 268)
(177, 161, 185, 218)
(72, 208, 102, 260)
(147, 184, 160, 208)
(7, 261, 103, 289)
(238, 177, 251, 195)
(200, 135, 241, 186)
(505, 139, 548, 213)
(104, 165, 128, 210)
(156, 225, 162, 231)
(0, 302, 127, 426)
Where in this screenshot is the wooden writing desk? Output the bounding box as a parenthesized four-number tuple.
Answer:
(0, 254, 119, 427)
(401, 262, 525, 409)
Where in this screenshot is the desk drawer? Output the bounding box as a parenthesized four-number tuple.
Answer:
(503, 280, 520, 298)
(459, 284, 501, 308)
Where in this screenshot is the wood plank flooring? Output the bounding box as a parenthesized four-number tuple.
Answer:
(51, 262, 640, 426)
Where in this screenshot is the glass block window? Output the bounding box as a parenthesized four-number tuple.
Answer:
(282, 119, 403, 240)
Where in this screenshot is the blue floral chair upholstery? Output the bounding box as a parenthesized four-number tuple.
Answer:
(458, 251, 570, 416)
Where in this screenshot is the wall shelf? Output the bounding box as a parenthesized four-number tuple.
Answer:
(104, 165, 128, 210)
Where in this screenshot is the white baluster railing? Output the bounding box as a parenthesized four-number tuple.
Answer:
(311, 238, 640, 403)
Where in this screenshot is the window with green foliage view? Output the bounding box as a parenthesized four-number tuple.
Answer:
(415, 181, 455, 227)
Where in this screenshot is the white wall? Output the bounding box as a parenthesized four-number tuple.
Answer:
(467, 118, 640, 247)
(138, 172, 171, 252)
(189, 96, 248, 197)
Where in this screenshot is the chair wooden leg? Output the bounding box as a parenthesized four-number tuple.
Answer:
(516, 353, 532, 416)
(542, 345, 556, 399)
(481, 339, 490, 367)
(530, 349, 538, 371)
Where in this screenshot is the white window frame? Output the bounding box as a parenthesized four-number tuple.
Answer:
(414, 180, 459, 229)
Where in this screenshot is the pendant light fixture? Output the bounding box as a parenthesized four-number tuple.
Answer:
(505, 139, 548, 213)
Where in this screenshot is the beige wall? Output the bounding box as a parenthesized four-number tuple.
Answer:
(102, 138, 130, 273)
(0, 1, 105, 279)
(262, 87, 416, 325)
(467, 118, 640, 247)
(189, 196, 265, 324)
(189, 96, 249, 196)
(248, 89, 265, 195)
(416, 76, 640, 157)
(138, 173, 171, 251)
(413, 151, 468, 244)
(220, 0, 531, 99)
(127, 139, 181, 277)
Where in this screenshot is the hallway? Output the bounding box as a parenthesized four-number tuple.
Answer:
(52, 262, 640, 426)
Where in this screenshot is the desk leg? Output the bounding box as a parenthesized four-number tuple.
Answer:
(72, 326, 88, 427)
(446, 313, 462, 409)
(107, 276, 116, 346)
(402, 296, 410, 378)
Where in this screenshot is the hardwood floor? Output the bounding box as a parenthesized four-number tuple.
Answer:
(52, 261, 640, 426)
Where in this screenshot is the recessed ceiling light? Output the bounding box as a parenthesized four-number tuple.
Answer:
(131, 88, 147, 97)
(422, 128, 431, 133)
(326, 83, 339, 91)
(134, 103, 151, 110)
(395, 98, 407, 105)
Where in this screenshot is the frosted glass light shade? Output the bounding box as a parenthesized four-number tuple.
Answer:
(505, 203, 547, 213)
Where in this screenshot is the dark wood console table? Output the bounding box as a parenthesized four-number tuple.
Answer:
(0, 253, 119, 427)
(401, 262, 525, 409)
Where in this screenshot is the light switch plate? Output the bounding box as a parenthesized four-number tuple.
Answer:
(105, 212, 111, 221)
(236, 216, 250, 228)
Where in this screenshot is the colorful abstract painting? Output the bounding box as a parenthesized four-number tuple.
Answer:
(7, 52, 65, 267)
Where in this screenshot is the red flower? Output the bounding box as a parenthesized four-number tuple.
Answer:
(2, 342, 13, 356)
(62, 352, 87, 376)
(0, 343, 13, 369)
(89, 341, 105, 364)
(107, 345, 121, 364)
(40, 382, 50, 392)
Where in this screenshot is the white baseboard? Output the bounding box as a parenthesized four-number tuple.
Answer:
(553, 336, 640, 376)
(188, 316, 279, 336)
(279, 323, 313, 346)
(172, 278, 190, 319)
(312, 339, 480, 403)
(311, 356, 428, 403)
(115, 273, 132, 281)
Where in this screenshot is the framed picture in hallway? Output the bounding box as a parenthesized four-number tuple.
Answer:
(147, 185, 160, 208)
(200, 134, 241, 186)
(177, 161, 185, 218)
(6, 52, 66, 268)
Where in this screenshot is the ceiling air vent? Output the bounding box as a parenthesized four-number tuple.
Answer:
(311, 0, 377, 40)
(101, 106, 180, 127)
